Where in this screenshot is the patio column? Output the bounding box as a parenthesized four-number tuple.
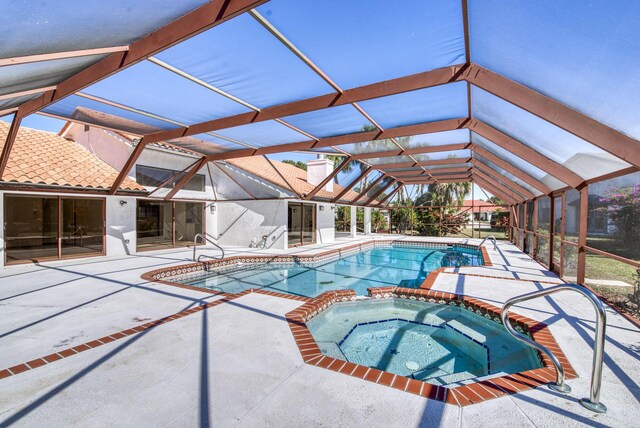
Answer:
(577, 186, 588, 284)
(350, 205, 357, 238)
(364, 207, 372, 235)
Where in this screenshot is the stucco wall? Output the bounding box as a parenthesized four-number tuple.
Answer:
(215, 200, 288, 250)
(106, 195, 137, 256)
(316, 202, 335, 244)
(63, 125, 132, 171)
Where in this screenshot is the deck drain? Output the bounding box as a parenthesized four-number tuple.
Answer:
(405, 361, 420, 371)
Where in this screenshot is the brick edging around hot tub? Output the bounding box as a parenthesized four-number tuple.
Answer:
(285, 286, 576, 407)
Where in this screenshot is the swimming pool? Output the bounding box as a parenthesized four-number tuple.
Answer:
(306, 298, 542, 386)
(164, 243, 484, 297)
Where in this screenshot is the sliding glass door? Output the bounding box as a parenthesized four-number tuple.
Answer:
(136, 200, 204, 251)
(175, 201, 203, 246)
(136, 200, 173, 249)
(4, 195, 105, 264)
(61, 198, 104, 257)
(288, 203, 316, 247)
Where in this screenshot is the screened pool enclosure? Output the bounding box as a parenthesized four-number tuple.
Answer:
(0, 1, 638, 299)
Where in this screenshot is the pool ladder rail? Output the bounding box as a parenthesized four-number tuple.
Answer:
(193, 233, 225, 262)
(479, 235, 497, 250)
(501, 284, 607, 413)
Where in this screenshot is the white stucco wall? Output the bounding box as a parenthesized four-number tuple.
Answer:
(215, 200, 288, 250)
(105, 195, 137, 256)
(316, 202, 335, 244)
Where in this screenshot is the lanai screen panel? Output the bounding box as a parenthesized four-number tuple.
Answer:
(208, 163, 254, 200)
(366, 155, 414, 166)
(281, 105, 374, 139)
(469, 0, 640, 140)
(423, 163, 471, 171)
(0, 1, 209, 58)
(255, 0, 465, 89)
(0, 1, 211, 106)
(339, 169, 385, 204)
(336, 139, 400, 156)
(0, 93, 43, 112)
(473, 154, 543, 197)
(396, 129, 470, 150)
(153, 13, 334, 109)
(41, 94, 177, 135)
(167, 133, 250, 154)
(213, 120, 308, 149)
(413, 149, 471, 163)
(80, 61, 252, 126)
(473, 163, 526, 200)
(213, 161, 289, 199)
(0, 55, 108, 98)
(333, 161, 372, 189)
(471, 132, 566, 191)
(357, 83, 468, 129)
(472, 86, 631, 180)
(358, 176, 396, 205)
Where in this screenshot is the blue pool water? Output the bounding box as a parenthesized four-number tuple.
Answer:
(307, 299, 541, 385)
(174, 244, 483, 297)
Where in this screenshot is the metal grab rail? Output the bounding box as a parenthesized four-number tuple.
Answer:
(479, 235, 497, 250)
(501, 284, 607, 413)
(192, 233, 225, 262)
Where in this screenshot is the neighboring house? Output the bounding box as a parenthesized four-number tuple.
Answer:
(455, 200, 500, 222)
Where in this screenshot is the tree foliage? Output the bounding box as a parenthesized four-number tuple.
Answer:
(281, 159, 307, 171)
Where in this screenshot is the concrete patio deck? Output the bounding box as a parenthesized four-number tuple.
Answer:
(0, 236, 638, 427)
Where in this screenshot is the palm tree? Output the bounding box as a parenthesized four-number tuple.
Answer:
(417, 182, 471, 208)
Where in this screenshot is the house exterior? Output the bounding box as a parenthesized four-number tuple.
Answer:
(0, 121, 148, 267)
(0, 122, 371, 267)
(455, 200, 500, 222)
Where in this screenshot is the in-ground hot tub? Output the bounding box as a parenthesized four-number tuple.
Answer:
(307, 298, 541, 386)
(286, 287, 576, 406)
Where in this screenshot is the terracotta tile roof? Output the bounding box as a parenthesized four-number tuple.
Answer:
(0, 122, 145, 192)
(226, 157, 361, 202)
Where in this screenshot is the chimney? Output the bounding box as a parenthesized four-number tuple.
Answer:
(306, 158, 334, 192)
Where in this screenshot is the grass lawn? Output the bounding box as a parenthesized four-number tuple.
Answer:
(586, 253, 637, 285)
(590, 283, 639, 319)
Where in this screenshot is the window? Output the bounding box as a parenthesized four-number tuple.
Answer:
(136, 165, 205, 192)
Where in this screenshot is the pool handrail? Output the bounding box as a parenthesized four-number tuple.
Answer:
(501, 283, 607, 413)
(479, 235, 497, 250)
(193, 233, 225, 262)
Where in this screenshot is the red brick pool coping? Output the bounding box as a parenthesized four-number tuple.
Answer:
(285, 287, 577, 407)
